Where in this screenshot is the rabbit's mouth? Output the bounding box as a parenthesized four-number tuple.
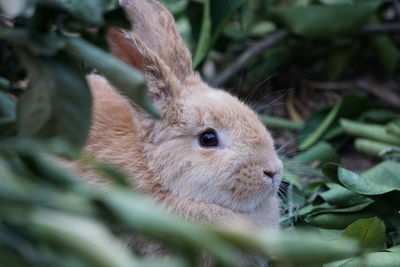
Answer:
(226, 176, 275, 212)
(224, 163, 282, 212)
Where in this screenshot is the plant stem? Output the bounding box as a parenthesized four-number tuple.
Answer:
(355, 138, 400, 157)
(340, 119, 400, 146)
(258, 114, 303, 131)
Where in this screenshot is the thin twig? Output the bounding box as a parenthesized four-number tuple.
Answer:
(359, 23, 400, 35)
(211, 23, 400, 87)
(210, 30, 290, 87)
(393, 0, 400, 18)
(355, 78, 400, 109)
(304, 81, 355, 90)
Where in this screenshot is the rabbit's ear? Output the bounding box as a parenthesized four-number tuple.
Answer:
(110, 0, 193, 82)
(107, 0, 196, 114)
(107, 27, 185, 115)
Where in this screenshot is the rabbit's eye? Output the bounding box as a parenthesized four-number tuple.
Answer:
(199, 130, 218, 147)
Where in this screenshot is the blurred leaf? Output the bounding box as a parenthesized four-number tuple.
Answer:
(369, 15, 399, 75)
(269, 1, 382, 39)
(294, 141, 339, 165)
(308, 212, 376, 229)
(387, 120, 400, 138)
(249, 21, 276, 37)
(259, 113, 303, 130)
(338, 217, 386, 250)
(340, 119, 400, 146)
(370, 34, 399, 75)
(361, 109, 400, 123)
(0, 91, 16, 136)
(355, 138, 400, 158)
(327, 44, 358, 80)
(192, 0, 211, 67)
(0, 27, 65, 56)
(300, 98, 342, 150)
(325, 247, 400, 267)
(37, 0, 110, 25)
(250, 43, 294, 81)
(191, 0, 246, 67)
(213, 228, 360, 265)
(65, 37, 159, 118)
(160, 0, 188, 15)
(0, 0, 35, 18)
(16, 51, 92, 158)
(30, 208, 141, 267)
(210, 0, 246, 42)
(103, 7, 131, 28)
(97, 190, 236, 266)
(300, 94, 371, 149)
(320, 0, 353, 4)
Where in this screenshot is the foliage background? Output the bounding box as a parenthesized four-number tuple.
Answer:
(0, 0, 400, 266)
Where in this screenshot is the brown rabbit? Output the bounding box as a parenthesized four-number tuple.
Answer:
(69, 0, 283, 264)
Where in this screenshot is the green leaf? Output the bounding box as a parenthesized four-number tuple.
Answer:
(213, 228, 360, 265)
(300, 94, 371, 149)
(16, 51, 92, 158)
(210, 0, 246, 43)
(250, 43, 294, 81)
(192, 0, 211, 67)
(97, 190, 236, 266)
(300, 98, 342, 149)
(319, 183, 373, 207)
(325, 249, 400, 267)
(370, 33, 399, 75)
(361, 109, 400, 123)
(269, 1, 382, 39)
(191, 0, 246, 67)
(368, 15, 399, 75)
(294, 141, 339, 165)
(338, 218, 386, 250)
(103, 7, 131, 28)
(0, 27, 65, 56)
(308, 212, 377, 229)
(0, 91, 16, 136)
(37, 0, 108, 25)
(30, 208, 141, 267)
(304, 200, 374, 220)
(326, 44, 358, 80)
(0, 0, 35, 18)
(387, 120, 400, 138)
(323, 161, 400, 197)
(160, 0, 188, 15)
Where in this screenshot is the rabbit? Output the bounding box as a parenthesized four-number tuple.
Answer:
(69, 0, 283, 264)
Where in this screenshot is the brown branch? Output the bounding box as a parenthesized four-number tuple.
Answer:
(210, 30, 290, 87)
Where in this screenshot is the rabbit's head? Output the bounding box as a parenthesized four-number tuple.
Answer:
(107, 0, 283, 213)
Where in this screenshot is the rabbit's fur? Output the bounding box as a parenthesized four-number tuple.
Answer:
(71, 0, 283, 263)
